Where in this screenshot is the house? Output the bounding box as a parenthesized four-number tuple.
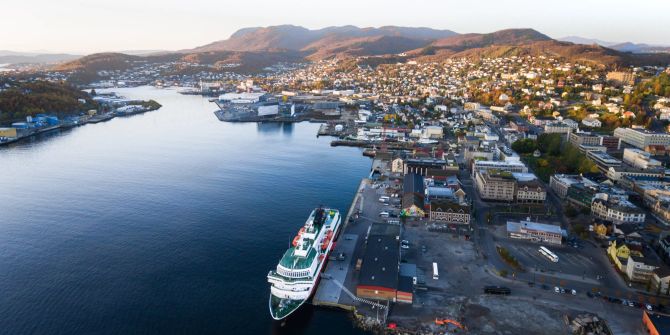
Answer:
(391, 157, 404, 174)
(651, 267, 670, 296)
(607, 239, 631, 272)
(591, 194, 646, 225)
(515, 178, 547, 204)
(593, 223, 609, 238)
(582, 117, 602, 128)
(429, 198, 471, 225)
(401, 173, 426, 217)
(626, 254, 660, 283)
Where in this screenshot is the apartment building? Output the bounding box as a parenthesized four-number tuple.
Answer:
(614, 127, 670, 150)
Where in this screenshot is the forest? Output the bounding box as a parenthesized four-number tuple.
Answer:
(0, 80, 98, 125)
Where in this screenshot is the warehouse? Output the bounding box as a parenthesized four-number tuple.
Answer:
(356, 223, 401, 302)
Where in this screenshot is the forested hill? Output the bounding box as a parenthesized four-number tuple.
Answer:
(0, 80, 98, 125)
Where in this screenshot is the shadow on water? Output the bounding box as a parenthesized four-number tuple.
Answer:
(281, 122, 294, 136)
(256, 122, 283, 135)
(0, 127, 71, 150)
(256, 122, 295, 136)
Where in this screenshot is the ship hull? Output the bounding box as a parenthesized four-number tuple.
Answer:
(268, 209, 342, 320)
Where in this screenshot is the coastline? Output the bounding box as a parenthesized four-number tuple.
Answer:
(0, 104, 161, 147)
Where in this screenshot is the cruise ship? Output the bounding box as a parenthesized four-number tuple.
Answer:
(267, 208, 341, 320)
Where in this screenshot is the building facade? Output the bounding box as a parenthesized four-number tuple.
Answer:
(614, 127, 670, 150)
(474, 170, 516, 201)
(506, 219, 564, 245)
(429, 200, 471, 225)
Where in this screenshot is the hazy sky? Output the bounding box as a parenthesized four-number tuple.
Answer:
(1, 0, 669, 54)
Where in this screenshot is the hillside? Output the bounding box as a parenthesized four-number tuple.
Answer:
(54, 53, 142, 72)
(0, 80, 98, 125)
(51, 26, 670, 81)
(187, 25, 458, 58)
(303, 35, 430, 60)
(410, 29, 670, 66)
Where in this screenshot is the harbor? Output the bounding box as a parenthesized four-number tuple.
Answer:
(0, 86, 373, 335)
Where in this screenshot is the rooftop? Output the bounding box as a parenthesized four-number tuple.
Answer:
(359, 223, 400, 290)
(507, 220, 565, 235)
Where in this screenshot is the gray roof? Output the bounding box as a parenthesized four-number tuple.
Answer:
(403, 173, 424, 195)
(359, 223, 400, 290)
(507, 220, 564, 235)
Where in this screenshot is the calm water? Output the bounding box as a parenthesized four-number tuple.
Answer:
(0, 87, 371, 334)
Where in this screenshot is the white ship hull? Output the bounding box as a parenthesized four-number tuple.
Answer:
(268, 208, 341, 320)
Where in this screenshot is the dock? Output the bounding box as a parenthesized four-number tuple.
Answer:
(313, 159, 392, 315)
(313, 178, 367, 309)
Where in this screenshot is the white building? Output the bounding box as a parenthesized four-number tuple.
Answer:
(591, 194, 646, 225)
(614, 127, 670, 149)
(623, 148, 663, 170)
(582, 117, 602, 128)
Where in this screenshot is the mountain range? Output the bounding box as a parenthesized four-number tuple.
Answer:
(48, 25, 670, 78)
(559, 36, 670, 53)
(0, 51, 81, 65)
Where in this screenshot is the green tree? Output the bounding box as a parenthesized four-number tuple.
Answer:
(537, 133, 562, 155)
(511, 139, 537, 154)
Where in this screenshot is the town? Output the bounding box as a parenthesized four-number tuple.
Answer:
(199, 56, 670, 334)
(3, 51, 670, 334)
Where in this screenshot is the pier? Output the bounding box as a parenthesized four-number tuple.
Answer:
(313, 159, 391, 327)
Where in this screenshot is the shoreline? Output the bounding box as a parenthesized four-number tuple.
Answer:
(0, 105, 161, 147)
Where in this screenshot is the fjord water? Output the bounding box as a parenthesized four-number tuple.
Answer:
(0, 87, 371, 334)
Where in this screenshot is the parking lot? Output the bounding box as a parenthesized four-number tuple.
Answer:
(508, 243, 602, 280)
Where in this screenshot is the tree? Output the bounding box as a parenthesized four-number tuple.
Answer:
(511, 139, 537, 154)
(537, 133, 562, 155)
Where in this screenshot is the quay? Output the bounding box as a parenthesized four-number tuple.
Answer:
(0, 106, 160, 147)
(312, 159, 390, 319)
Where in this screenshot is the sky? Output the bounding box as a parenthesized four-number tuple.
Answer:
(1, 0, 669, 54)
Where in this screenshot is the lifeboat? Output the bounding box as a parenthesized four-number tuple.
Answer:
(292, 227, 307, 247)
(292, 235, 301, 247)
(321, 231, 333, 250)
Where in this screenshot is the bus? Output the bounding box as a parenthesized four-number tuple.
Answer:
(432, 262, 439, 280)
(539, 246, 559, 263)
